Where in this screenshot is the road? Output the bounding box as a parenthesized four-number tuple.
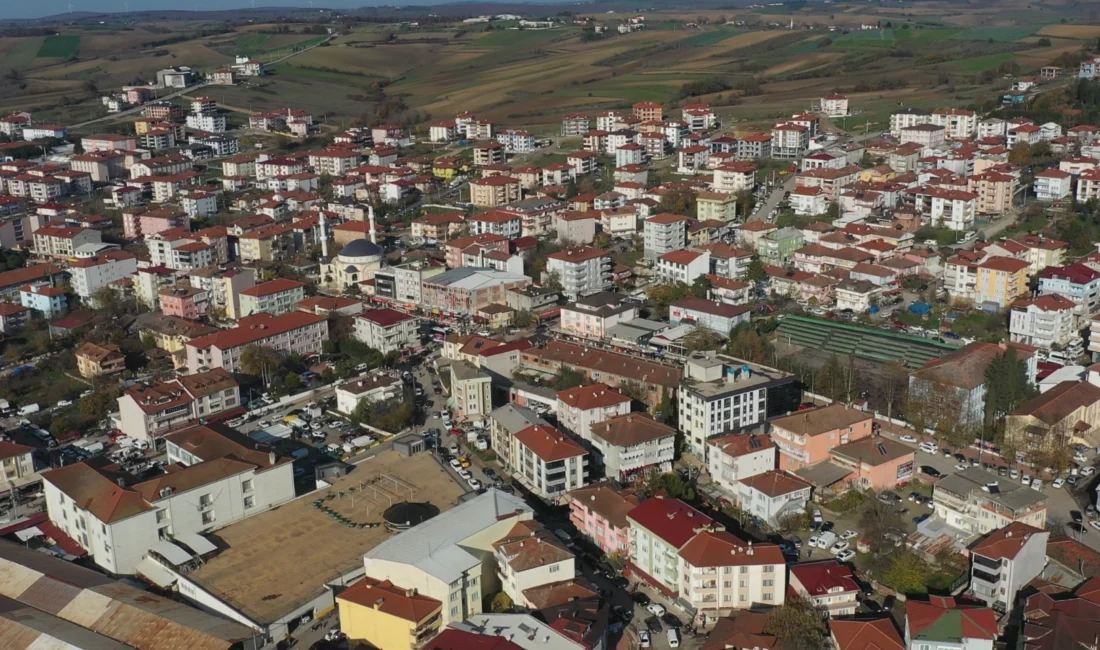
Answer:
(69, 35, 333, 130)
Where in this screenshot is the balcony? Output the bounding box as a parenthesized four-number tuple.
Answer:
(972, 569, 1001, 585)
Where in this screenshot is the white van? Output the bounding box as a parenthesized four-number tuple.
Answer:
(667, 628, 680, 648)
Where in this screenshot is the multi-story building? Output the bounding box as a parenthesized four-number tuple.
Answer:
(590, 412, 676, 482)
(1004, 381, 1100, 455)
(0, 440, 35, 486)
(706, 433, 777, 496)
(1009, 294, 1080, 351)
(771, 123, 810, 159)
(561, 113, 590, 137)
(930, 108, 979, 138)
(656, 249, 711, 286)
(678, 352, 801, 457)
(555, 383, 631, 441)
(737, 470, 813, 527)
(188, 265, 255, 320)
(820, 93, 849, 118)
(361, 490, 533, 625)
(932, 467, 1047, 536)
(67, 250, 137, 306)
(510, 424, 588, 499)
(1033, 168, 1073, 201)
(238, 278, 306, 317)
(159, 285, 210, 320)
(678, 530, 786, 624)
(450, 361, 493, 422)
(490, 404, 547, 468)
(421, 267, 530, 316)
(492, 519, 576, 607)
(470, 176, 521, 208)
(146, 229, 215, 272)
(904, 596, 997, 650)
(828, 437, 916, 492)
(769, 404, 873, 471)
(497, 129, 535, 154)
(353, 308, 418, 354)
(627, 496, 715, 595)
(559, 292, 638, 339)
(521, 340, 681, 409)
(975, 256, 1030, 309)
(567, 484, 639, 557)
(336, 576, 443, 650)
(546, 246, 612, 300)
(75, 341, 126, 378)
(789, 560, 860, 618)
(116, 368, 241, 441)
(1038, 263, 1100, 313)
(335, 374, 402, 416)
(643, 213, 689, 262)
(185, 311, 329, 373)
(966, 522, 1048, 612)
(469, 210, 522, 239)
(43, 422, 293, 574)
(32, 225, 101, 258)
(19, 283, 66, 317)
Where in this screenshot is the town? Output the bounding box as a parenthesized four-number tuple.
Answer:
(4, 5, 1100, 650)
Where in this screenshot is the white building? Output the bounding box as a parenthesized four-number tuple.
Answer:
(789, 186, 829, 216)
(669, 297, 751, 334)
(185, 113, 227, 133)
(737, 470, 813, 528)
(335, 374, 402, 415)
(678, 531, 787, 623)
(67, 251, 138, 306)
(706, 433, 778, 496)
(116, 369, 241, 442)
(1033, 168, 1072, 201)
(185, 312, 328, 373)
(967, 522, 1048, 612)
(546, 246, 612, 300)
(644, 213, 689, 262)
(555, 383, 631, 441)
(656, 249, 711, 286)
(590, 413, 676, 482)
(789, 560, 860, 618)
(492, 519, 576, 607)
(932, 466, 1047, 536)
(353, 308, 418, 354)
(510, 424, 588, 500)
(43, 423, 294, 575)
(470, 211, 523, 238)
(1009, 294, 1080, 351)
(497, 129, 535, 154)
(927, 187, 978, 231)
(820, 94, 849, 118)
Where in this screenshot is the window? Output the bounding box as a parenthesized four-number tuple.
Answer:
(764, 579, 774, 587)
(764, 565, 774, 573)
(244, 496, 255, 509)
(450, 607, 459, 617)
(450, 592, 459, 602)
(202, 511, 215, 525)
(763, 593, 773, 601)
(723, 595, 731, 602)
(199, 494, 212, 508)
(739, 566, 747, 574)
(550, 565, 560, 573)
(724, 581, 732, 588)
(739, 580, 747, 588)
(739, 594, 747, 601)
(242, 479, 254, 492)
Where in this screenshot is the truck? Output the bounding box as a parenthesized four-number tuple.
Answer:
(18, 404, 40, 416)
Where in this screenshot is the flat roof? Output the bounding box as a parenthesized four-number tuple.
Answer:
(184, 450, 466, 625)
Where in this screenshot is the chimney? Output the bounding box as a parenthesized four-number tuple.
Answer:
(116, 477, 126, 487)
(269, 450, 277, 465)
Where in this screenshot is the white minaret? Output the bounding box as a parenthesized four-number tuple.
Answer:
(368, 205, 377, 245)
(319, 211, 329, 258)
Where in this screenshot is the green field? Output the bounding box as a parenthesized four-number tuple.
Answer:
(948, 52, 1017, 71)
(475, 29, 562, 48)
(2, 37, 44, 69)
(259, 35, 326, 59)
(894, 28, 963, 43)
(275, 62, 385, 86)
(235, 33, 271, 55)
(37, 35, 80, 59)
(680, 29, 745, 46)
(838, 29, 895, 40)
(951, 26, 1039, 42)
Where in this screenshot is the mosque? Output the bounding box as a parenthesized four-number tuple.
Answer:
(320, 208, 384, 292)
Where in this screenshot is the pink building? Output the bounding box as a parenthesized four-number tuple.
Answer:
(122, 206, 188, 239)
(158, 286, 210, 320)
(828, 436, 915, 492)
(769, 404, 874, 471)
(568, 484, 640, 557)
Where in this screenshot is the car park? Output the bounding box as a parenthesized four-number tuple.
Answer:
(918, 442, 937, 454)
(1032, 480, 1043, 491)
(1010, 469, 1020, 479)
(1083, 466, 1096, 477)
(829, 541, 850, 555)
(836, 549, 856, 562)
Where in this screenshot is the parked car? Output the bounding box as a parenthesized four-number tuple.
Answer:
(639, 631, 651, 649)
(899, 435, 918, 443)
(667, 628, 681, 648)
(829, 541, 850, 555)
(647, 603, 666, 617)
(836, 549, 856, 562)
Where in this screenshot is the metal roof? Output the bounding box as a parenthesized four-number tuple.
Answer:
(176, 533, 217, 556)
(152, 540, 194, 566)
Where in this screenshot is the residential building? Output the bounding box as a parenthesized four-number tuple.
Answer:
(336, 576, 443, 650)
(967, 522, 1048, 612)
(827, 437, 916, 491)
(1004, 381, 1100, 454)
(834, 279, 882, 313)
(238, 278, 306, 317)
(770, 404, 873, 471)
(1009, 294, 1080, 351)
(559, 292, 639, 339)
(771, 123, 809, 159)
(75, 341, 126, 378)
(185, 311, 328, 373)
(0, 303, 30, 334)
(910, 342, 1037, 429)
(656, 249, 711, 286)
(19, 283, 66, 317)
(490, 404, 548, 468)
(1019, 572, 1100, 650)
(678, 531, 787, 622)
(832, 619, 905, 650)
(933, 467, 1047, 536)
(644, 213, 689, 262)
(493, 519, 576, 607)
(678, 351, 801, 457)
(567, 484, 639, 557)
(470, 211, 523, 239)
(470, 176, 521, 208)
(1034, 168, 1073, 201)
(361, 489, 533, 625)
(556, 383, 631, 441)
(820, 94, 849, 118)
(43, 422, 293, 574)
(510, 424, 588, 499)
(422, 267, 530, 316)
(627, 496, 715, 595)
(1038, 263, 1100, 313)
(789, 561, 860, 617)
(115, 368, 240, 441)
(67, 251, 138, 306)
(590, 413, 676, 482)
(904, 596, 996, 650)
(158, 285, 209, 320)
(547, 246, 612, 300)
(969, 172, 1018, 215)
(975, 256, 1030, 309)
(353, 308, 418, 354)
(737, 470, 813, 528)
(335, 374, 402, 415)
(706, 433, 777, 495)
(930, 108, 979, 138)
(0, 440, 35, 486)
(32, 225, 101, 258)
(521, 340, 681, 409)
(450, 361, 493, 422)
(189, 266, 255, 320)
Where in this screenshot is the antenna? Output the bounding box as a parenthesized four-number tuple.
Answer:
(68, 1, 74, 14)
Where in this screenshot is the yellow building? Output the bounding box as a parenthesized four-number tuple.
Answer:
(337, 576, 442, 650)
(974, 256, 1030, 309)
(696, 191, 737, 222)
(470, 176, 521, 208)
(859, 165, 897, 183)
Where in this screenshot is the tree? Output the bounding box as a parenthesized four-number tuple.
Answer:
(1008, 142, 1033, 167)
(555, 367, 587, 391)
(657, 187, 698, 215)
(284, 372, 303, 392)
(690, 274, 712, 299)
(984, 346, 1032, 425)
(240, 345, 280, 384)
(683, 326, 724, 352)
(727, 324, 772, 364)
(544, 270, 563, 292)
(880, 360, 907, 420)
(643, 471, 696, 502)
(490, 591, 513, 613)
(513, 310, 534, 328)
(879, 553, 931, 596)
(764, 597, 828, 650)
(646, 282, 693, 307)
(746, 256, 768, 283)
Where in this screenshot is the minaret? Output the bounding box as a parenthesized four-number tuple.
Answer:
(319, 211, 329, 258)
(368, 205, 377, 245)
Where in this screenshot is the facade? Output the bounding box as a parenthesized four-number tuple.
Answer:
(933, 467, 1048, 536)
(644, 213, 689, 262)
(567, 484, 639, 557)
(627, 496, 715, 595)
(589, 413, 676, 482)
(450, 361, 493, 422)
(335, 374, 402, 415)
(737, 470, 813, 527)
(769, 404, 872, 471)
(43, 423, 293, 574)
(116, 368, 241, 441)
(336, 576, 443, 650)
(555, 383, 631, 441)
(678, 530, 787, 622)
(185, 312, 329, 373)
(1008, 294, 1079, 350)
(493, 519, 576, 607)
(828, 437, 916, 491)
(669, 297, 751, 334)
(75, 341, 126, 378)
(789, 561, 860, 617)
(546, 246, 612, 300)
(238, 279, 306, 317)
(559, 292, 638, 339)
(967, 522, 1048, 612)
(706, 433, 777, 496)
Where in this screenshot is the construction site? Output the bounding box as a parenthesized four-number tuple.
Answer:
(176, 450, 466, 643)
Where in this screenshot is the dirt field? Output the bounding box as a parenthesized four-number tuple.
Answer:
(187, 450, 466, 625)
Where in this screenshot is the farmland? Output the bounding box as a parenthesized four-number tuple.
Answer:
(37, 35, 81, 59)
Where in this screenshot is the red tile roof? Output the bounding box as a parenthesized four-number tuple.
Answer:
(906, 596, 997, 640)
(337, 576, 441, 622)
(557, 383, 630, 411)
(357, 307, 415, 328)
(239, 278, 305, 297)
(790, 560, 860, 596)
(626, 496, 714, 549)
(513, 424, 586, 462)
(831, 618, 905, 650)
(742, 470, 812, 498)
(970, 522, 1046, 560)
(679, 531, 785, 568)
(188, 312, 326, 351)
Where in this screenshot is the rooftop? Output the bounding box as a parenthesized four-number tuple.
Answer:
(770, 404, 870, 437)
(590, 413, 676, 448)
(626, 496, 714, 549)
(336, 576, 441, 623)
(513, 424, 587, 462)
(556, 383, 631, 411)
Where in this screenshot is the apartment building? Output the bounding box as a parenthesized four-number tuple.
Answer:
(656, 249, 711, 286)
(335, 374, 402, 416)
(706, 433, 777, 495)
(770, 404, 873, 471)
(627, 496, 715, 595)
(559, 292, 638, 339)
(932, 467, 1047, 536)
(737, 470, 813, 527)
(930, 108, 979, 138)
(1009, 294, 1079, 351)
(678, 352, 801, 457)
(975, 256, 1029, 309)
(470, 176, 521, 208)
(679, 531, 786, 623)
(567, 485, 639, 557)
(1033, 168, 1072, 201)
(238, 278, 306, 317)
(789, 560, 860, 617)
(546, 246, 611, 300)
(0, 441, 35, 486)
(116, 368, 241, 441)
(336, 576, 443, 650)
(20, 283, 66, 317)
(32, 225, 101, 258)
(159, 286, 209, 320)
(510, 424, 588, 499)
(966, 522, 1048, 612)
(185, 311, 328, 373)
(555, 383, 631, 441)
(353, 308, 418, 354)
(67, 251, 138, 305)
(643, 213, 689, 262)
(189, 265, 255, 320)
(771, 123, 810, 159)
(493, 519, 576, 607)
(590, 412, 676, 482)
(450, 361, 493, 422)
(904, 597, 996, 650)
(43, 423, 293, 574)
(1038, 263, 1100, 312)
(146, 229, 215, 272)
(969, 172, 1018, 215)
(75, 342, 126, 379)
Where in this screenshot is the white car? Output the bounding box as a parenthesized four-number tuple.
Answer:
(836, 549, 856, 562)
(458, 469, 472, 479)
(954, 464, 968, 471)
(829, 541, 850, 555)
(647, 603, 666, 617)
(899, 435, 918, 443)
(1010, 469, 1020, 479)
(57, 399, 72, 407)
(808, 535, 821, 548)
(918, 442, 937, 454)
(639, 631, 651, 648)
(1083, 466, 1097, 477)
(449, 459, 462, 470)
(1091, 520, 1100, 532)
(467, 478, 482, 490)
(448, 444, 459, 455)
(1032, 480, 1043, 491)
(667, 628, 680, 649)
(1053, 478, 1066, 489)
(840, 529, 858, 540)
(1022, 474, 1032, 485)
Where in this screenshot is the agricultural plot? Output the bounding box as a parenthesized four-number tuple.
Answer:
(947, 52, 1017, 72)
(0, 37, 44, 69)
(950, 26, 1039, 42)
(893, 28, 962, 43)
(37, 35, 80, 59)
(680, 29, 745, 47)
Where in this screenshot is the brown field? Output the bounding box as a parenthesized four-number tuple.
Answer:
(1038, 24, 1100, 39)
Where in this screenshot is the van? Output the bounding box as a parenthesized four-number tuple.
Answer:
(816, 531, 838, 548)
(667, 628, 680, 648)
(17, 404, 40, 416)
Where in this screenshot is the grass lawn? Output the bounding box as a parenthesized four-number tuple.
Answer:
(680, 29, 744, 47)
(37, 35, 80, 59)
(613, 248, 643, 268)
(260, 35, 326, 59)
(947, 52, 1017, 72)
(950, 311, 1007, 340)
(951, 26, 1039, 42)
